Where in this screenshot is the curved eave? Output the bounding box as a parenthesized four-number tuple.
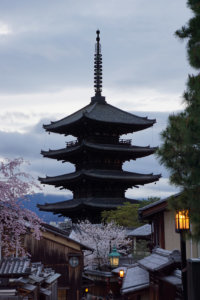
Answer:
(44, 117, 155, 135)
(39, 170, 161, 188)
(43, 102, 156, 135)
(37, 197, 139, 212)
(41, 143, 157, 161)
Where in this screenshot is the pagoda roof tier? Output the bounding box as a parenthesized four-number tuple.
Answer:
(39, 170, 161, 189)
(43, 102, 156, 135)
(37, 197, 139, 221)
(41, 141, 157, 162)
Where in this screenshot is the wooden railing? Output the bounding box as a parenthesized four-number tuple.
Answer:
(66, 138, 132, 147)
(119, 139, 132, 145)
(66, 140, 79, 148)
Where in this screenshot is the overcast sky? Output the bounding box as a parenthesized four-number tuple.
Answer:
(0, 0, 193, 200)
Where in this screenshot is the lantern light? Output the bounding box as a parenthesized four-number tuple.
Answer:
(175, 209, 190, 233)
(85, 288, 89, 293)
(119, 269, 125, 278)
(109, 246, 120, 268)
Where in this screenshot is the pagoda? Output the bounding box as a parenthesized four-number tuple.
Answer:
(38, 30, 161, 222)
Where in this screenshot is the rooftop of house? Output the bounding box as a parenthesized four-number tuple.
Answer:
(0, 258, 60, 298)
(162, 269, 182, 286)
(138, 247, 181, 272)
(138, 193, 181, 220)
(121, 264, 149, 295)
(42, 223, 93, 251)
(0, 257, 31, 277)
(127, 224, 152, 237)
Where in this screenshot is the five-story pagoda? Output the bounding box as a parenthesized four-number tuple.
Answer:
(38, 30, 161, 222)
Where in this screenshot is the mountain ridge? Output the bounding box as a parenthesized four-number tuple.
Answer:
(22, 193, 72, 223)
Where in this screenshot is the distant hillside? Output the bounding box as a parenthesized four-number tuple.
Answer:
(22, 193, 72, 223)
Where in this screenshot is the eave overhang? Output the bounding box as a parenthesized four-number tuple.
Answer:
(38, 197, 139, 213)
(43, 102, 156, 135)
(41, 142, 157, 161)
(138, 193, 181, 221)
(39, 170, 161, 189)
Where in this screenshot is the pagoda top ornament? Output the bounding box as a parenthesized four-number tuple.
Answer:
(91, 29, 106, 104)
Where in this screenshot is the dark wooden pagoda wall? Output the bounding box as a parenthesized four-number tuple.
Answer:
(73, 183, 125, 198)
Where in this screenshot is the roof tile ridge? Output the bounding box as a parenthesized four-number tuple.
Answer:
(85, 169, 161, 177)
(153, 247, 172, 257)
(122, 170, 161, 177)
(40, 170, 82, 180)
(138, 192, 181, 212)
(83, 102, 97, 116)
(41, 199, 73, 206)
(130, 144, 157, 149)
(106, 103, 156, 123)
(83, 142, 157, 151)
(44, 103, 93, 127)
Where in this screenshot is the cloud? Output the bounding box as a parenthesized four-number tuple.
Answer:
(126, 177, 179, 200)
(0, 0, 191, 95)
(0, 22, 12, 35)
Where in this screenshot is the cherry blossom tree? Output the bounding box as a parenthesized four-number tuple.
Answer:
(0, 158, 42, 257)
(70, 220, 131, 268)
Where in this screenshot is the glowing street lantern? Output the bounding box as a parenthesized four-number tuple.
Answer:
(109, 246, 120, 268)
(175, 209, 190, 233)
(119, 269, 125, 278)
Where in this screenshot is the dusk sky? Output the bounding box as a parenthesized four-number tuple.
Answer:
(0, 0, 193, 200)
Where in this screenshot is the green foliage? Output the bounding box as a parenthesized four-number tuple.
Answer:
(101, 198, 159, 228)
(157, 0, 200, 238)
(175, 2, 200, 69)
(132, 240, 150, 261)
(101, 202, 140, 228)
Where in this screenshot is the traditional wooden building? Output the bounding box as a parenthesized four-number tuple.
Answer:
(24, 223, 93, 300)
(138, 195, 200, 300)
(38, 30, 161, 222)
(0, 257, 61, 300)
(138, 194, 200, 257)
(120, 248, 182, 300)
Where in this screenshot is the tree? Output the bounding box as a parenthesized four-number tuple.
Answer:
(101, 202, 140, 227)
(101, 198, 160, 227)
(0, 158, 42, 256)
(70, 220, 131, 268)
(157, 0, 200, 237)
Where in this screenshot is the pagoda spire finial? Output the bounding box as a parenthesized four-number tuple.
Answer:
(94, 29, 102, 96)
(91, 29, 106, 104)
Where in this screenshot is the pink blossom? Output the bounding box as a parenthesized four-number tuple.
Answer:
(0, 158, 42, 256)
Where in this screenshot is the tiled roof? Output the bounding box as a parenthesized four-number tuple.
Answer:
(41, 142, 156, 160)
(43, 102, 155, 134)
(121, 264, 149, 294)
(138, 247, 181, 272)
(162, 269, 182, 286)
(128, 224, 152, 237)
(38, 197, 139, 212)
(0, 258, 31, 276)
(0, 258, 61, 298)
(42, 223, 93, 251)
(139, 193, 181, 212)
(39, 169, 161, 187)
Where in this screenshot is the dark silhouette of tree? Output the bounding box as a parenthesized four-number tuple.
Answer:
(157, 0, 200, 237)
